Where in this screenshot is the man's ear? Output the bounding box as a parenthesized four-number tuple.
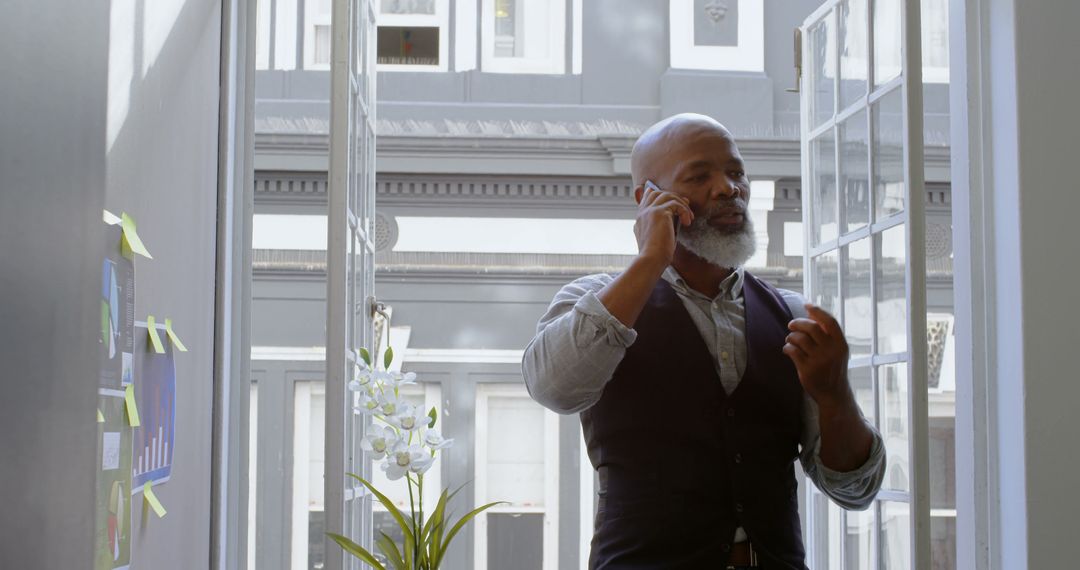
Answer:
(633, 185, 644, 205)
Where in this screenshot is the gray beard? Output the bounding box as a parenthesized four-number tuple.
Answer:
(676, 213, 757, 269)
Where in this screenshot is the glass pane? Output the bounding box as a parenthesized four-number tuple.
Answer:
(811, 130, 838, 245)
(872, 88, 905, 220)
(881, 500, 911, 569)
(377, 26, 440, 66)
(843, 238, 872, 357)
(849, 366, 875, 424)
(873, 0, 902, 86)
(808, 14, 836, 128)
(812, 12, 833, 129)
(838, 0, 868, 110)
(247, 382, 258, 569)
(487, 395, 546, 507)
(839, 109, 870, 233)
(488, 513, 544, 570)
(845, 507, 875, 569)
(879, 363, 909, 492)
(494, 0, 519, 57)
(494, 0, 554, 59)
(381, 0, 435, 14)
(292, 381, 326, 570)
(876, 224, 907, 354)
(811, 250, 840, 317)
(928, 313, 956, 570)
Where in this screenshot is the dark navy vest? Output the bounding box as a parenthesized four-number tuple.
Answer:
(582, 273, 808, 570)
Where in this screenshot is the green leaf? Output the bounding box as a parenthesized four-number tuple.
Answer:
(427, 406, 438, 428)
(327, 533, 386, 570)
(383, 346, 394, 369)
(359, 347, 372, 366)
(420, 488, 449, 542)
(374, 532, 405, 570)
(347, 473, 415, 545)
(433, 501, 507, 568)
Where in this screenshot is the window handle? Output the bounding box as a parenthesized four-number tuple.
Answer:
(786, 27, 803, 93)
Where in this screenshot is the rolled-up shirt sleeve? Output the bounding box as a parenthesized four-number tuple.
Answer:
(799, 396, 887, 510)
(522, 274, 635, 414)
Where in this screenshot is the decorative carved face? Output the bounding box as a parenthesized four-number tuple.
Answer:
(703, 0, 729, 24)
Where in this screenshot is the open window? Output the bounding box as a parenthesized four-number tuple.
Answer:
(799, 0, 930, 567)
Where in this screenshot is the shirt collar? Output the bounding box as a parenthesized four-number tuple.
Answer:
(662, 265, 745, 302)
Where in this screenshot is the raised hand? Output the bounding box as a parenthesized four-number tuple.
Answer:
(633, 183, 694, 267)
(782, 304, 850, 407)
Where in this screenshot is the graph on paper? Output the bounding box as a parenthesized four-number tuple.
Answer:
(131, 323, 177, 492)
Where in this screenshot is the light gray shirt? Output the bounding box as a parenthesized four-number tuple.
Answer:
(521, 267, 886, 540)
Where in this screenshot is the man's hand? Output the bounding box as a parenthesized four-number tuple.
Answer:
(633, 184, 694, 267)
(783, 304, 851, 409)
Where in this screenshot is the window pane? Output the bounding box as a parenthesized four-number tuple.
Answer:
(811, 130, 838, 245)
(872, 88, 905, 220)
(488, 513, 544, 570)
(808, 14, 836, 128)
(880, 501, 911, 570)
(292, 381, 326, 570)
(377, 26, 440, 66)
(843, 238, 872, 358)
(849, 366, 874, 424)
(839, 109, 870, 234)
(845, 507, 875, 569)
(838, 0, 868, 109)
(879, 363, 909, 492)
(493, 0, 554, 60)
(487, 395, 546, 507)
(811, 250, 840, 318)
(381, 0, 435, 14)
(314, 24, 331, 65)
(872, 0, 902, 86)
(876, 224, 907, 354)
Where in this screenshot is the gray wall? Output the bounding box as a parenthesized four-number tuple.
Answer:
(104, 0, 224, 568)
(0, 0, 109, 566)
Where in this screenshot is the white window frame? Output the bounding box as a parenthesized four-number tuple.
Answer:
(480, 0, 567, 74)
(669, 0, 764, 72)
(377, 0, 451, 72)
(473, 383, 560, 570)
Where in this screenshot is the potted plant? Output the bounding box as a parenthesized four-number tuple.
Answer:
(328, 347, 503, 569)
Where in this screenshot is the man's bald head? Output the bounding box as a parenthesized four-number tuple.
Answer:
(630, 113, 735, 188)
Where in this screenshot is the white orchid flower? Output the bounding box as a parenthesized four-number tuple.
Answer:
(348, 363, 375, 392)
(389, 406, 428, 432)
(381, 443, 433, 480)
(360, 424, 399, 460)
(421, 428, 454, 450)
(387, 371, 417, 386)
(378, 391, 402, 417)
(355, 391, 380, 415)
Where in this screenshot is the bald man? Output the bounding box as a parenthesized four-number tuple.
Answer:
(522, 114, 885, 570)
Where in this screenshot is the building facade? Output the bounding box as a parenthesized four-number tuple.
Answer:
(249, 1, 955, 568)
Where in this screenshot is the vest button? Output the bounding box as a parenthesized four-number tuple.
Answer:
(735, 502, 744, 513)
(721, 543, 731, 553)
(727, 408, 736, 418)
(734, 453, 742, 464)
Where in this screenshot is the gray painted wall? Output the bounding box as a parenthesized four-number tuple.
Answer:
(0, 0, 109, 566)
(103, 1, 223, 568)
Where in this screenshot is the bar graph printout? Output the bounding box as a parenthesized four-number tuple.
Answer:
(131, 323, 177, 492)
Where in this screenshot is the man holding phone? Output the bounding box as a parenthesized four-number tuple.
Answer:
(522, 113, 885, 569)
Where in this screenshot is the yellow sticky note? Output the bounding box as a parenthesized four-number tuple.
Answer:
(164, 318, 188, 352)
(124, 384, 141, 427)
(146, 316, 165, 354)
(143, 482, 167, 518)
(120, 212, 153, 259)
(97, 409, 105, 423)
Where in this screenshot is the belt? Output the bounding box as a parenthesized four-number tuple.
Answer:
(725, 541, 760, 569)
